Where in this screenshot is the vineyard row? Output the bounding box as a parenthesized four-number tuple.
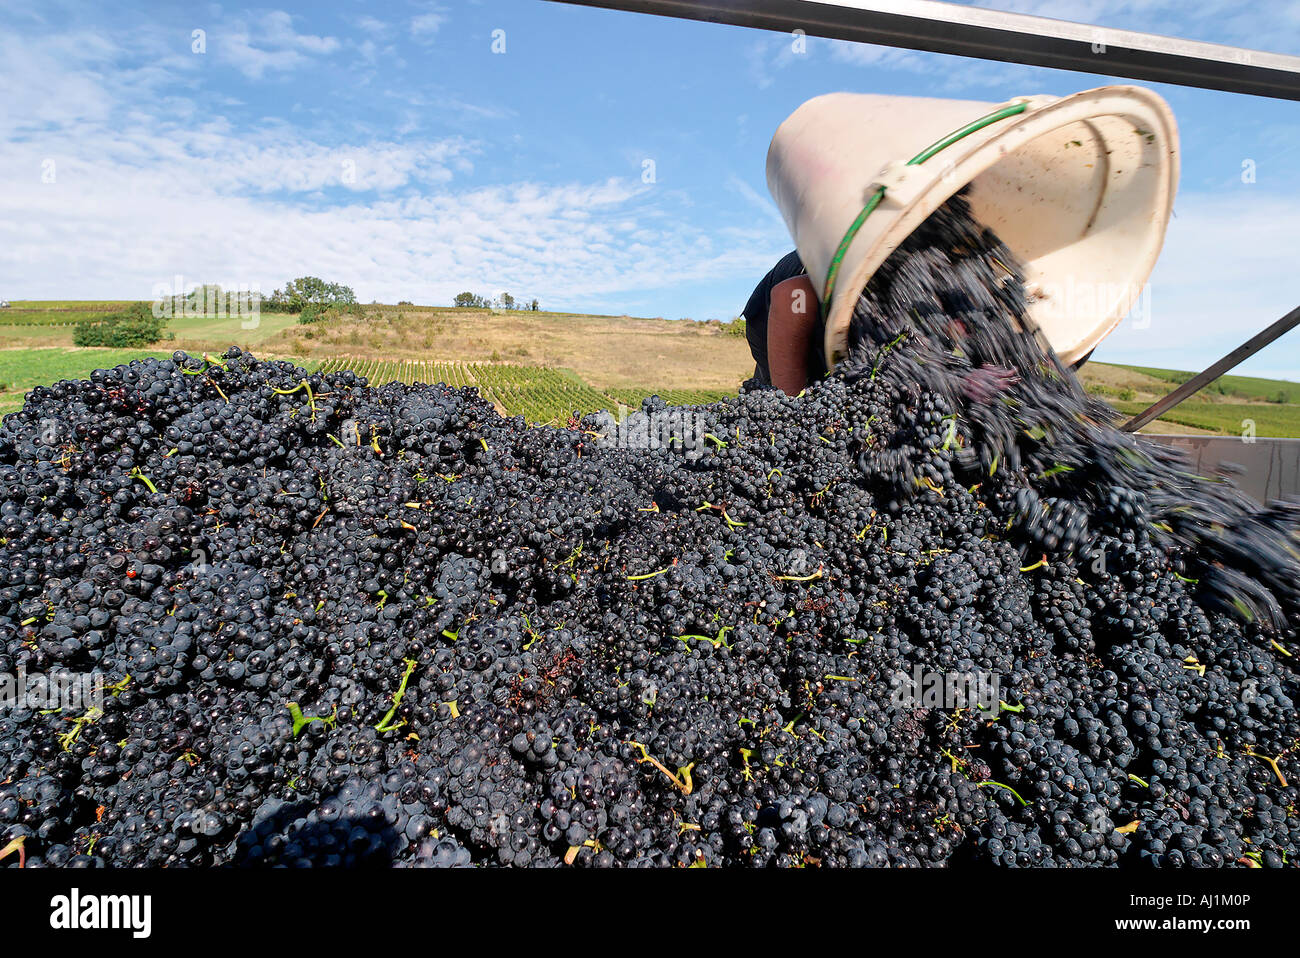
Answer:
(313, 357, 732, 424)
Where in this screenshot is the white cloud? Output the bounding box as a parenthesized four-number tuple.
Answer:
(410, 5, 447, 43)
(383, 88, 517, 123)
(411, 13, 445, 36)
(0, 150, 781, 310)
(1096, 189, 1300, 378)
(827, 39, 929, 72)
(6, 110, 476, 194)
(0, 14, 786, 314)
(219, 10, 340, 79)
(355, 16, 390, 37)
(726, 174, 787, 233)
(0, 80, 777, 312)
(0, 28, 187, 138)
(746, 34, 803, 90)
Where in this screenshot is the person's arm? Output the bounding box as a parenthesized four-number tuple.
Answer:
(766, 274, 819, 395)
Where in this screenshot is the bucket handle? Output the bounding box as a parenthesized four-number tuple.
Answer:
(820, 101, 1030, 322)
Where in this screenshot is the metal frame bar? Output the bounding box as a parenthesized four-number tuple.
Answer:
(551, 0, 1300, 100)
(1122, 305, 1300, 432)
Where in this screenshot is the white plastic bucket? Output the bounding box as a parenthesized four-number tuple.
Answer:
(765, 85, 1180, 368)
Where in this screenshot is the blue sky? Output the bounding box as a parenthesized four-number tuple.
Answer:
(1, 0, 1299, 377)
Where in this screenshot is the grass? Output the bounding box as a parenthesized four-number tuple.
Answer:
(0, 347, 322, 418)
(1111, 364, 1300, 405)
(164, 310, 300, 349)
(0, 302, 308, 351)
(1109, 400, 1300, 438)
(0, 325, 89, 346)
(1081, 362, 1300, 436)
(3, 300, 136, 310)
(0, 308, 133, 326)
(0, 348, 174, 416)
(466, 364, 621, 424)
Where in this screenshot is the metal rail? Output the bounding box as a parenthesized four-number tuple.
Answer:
(551, 0, 1300, 100)
(1121, 305, 1300, 432)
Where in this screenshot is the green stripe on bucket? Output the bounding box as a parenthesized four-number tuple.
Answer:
(820, 101, 1030, 324)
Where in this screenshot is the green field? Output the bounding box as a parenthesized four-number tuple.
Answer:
(4, 301, 137, 309)
(1109, 400, 1300, 438)
(604, 386, 733, 408)
(318, 356, 730, 424)
(1091, 363, 1300, 437)
(316, 357, 476, 388)
(0, 308, 133, 326)
(0, 348, 174, 415)
(1113, 364, 1300, 405)
(467, 363, 631, 424)
(0, 301, 301, 349)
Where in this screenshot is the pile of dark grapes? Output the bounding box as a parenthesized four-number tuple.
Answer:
(3, 195, 1298, 868)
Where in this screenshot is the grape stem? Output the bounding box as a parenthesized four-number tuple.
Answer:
(628, 741, 694, 794)
(0, 836, 26, 868)
(977, 780, 1028, 806)
(287, 702, 337, 738)
(375, 658, 419, 732)
(627, 560, 676, 581)
(674, 625, 732, 650)
(129, 467, 158, 493)
(272, 380, 317, 420)
(1244, 748, 1289, 787)
(774, 565, 824, 582)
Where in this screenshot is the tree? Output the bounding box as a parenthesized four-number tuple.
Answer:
(530, 299, 539, 311)
(74, 302, 169, 347)
(182, 284, 223, 317)
(497, 292, 515, 310)
(326, 281, 357, 307)
(264, 276, 357, 312)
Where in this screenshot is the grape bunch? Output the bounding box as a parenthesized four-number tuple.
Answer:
(2, 195, 1298, 868)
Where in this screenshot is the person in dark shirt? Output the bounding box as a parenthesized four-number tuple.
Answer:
(742, 251, 826, 394)
(743, 250, 1094, 395)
